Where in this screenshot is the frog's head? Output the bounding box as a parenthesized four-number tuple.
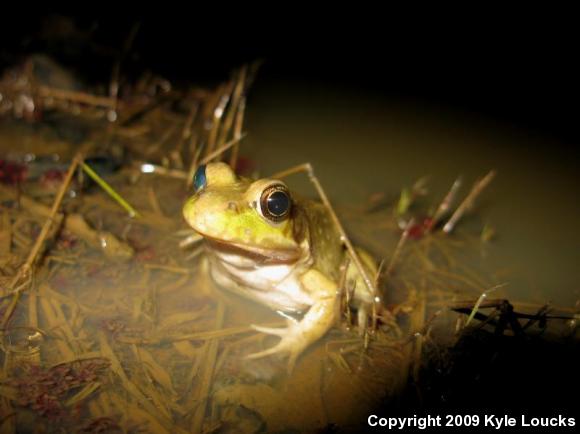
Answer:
(183, 162, 303, 261)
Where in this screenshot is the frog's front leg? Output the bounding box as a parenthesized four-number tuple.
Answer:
(247, 269, 339, 371)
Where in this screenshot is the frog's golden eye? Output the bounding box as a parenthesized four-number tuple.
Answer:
(259, 184, 291, 222)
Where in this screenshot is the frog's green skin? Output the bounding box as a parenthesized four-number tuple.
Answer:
(183, 162, 375, 368)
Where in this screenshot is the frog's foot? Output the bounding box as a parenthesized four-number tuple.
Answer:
(247, 322, 307, 372)
(246, 269, 339, 372)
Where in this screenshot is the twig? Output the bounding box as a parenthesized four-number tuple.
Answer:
(338, 258, 351, 325)
(217, 66, 246, 149)
(137, 162, 189, 180)
(181, 102, 200, 145)
(204, 84, 232, 159)
(38, 295, 75, 359)
(65, 382, 101, 407)
(108, 22, 141, 121)
(0, 153, 82, 329)
(81, 161, 141, 218)
(28, 287, 38, 329)
(308, 164, 378, 299)
(411, 293, 426, 383)
(37, 85, 117, 109)
(147, 187, 164, 217)
(443, 170, 496, 234)
(182, 133, 244, 187)
(198, 133, 247, 167)
(371, 259, 386, 329)
(229, 96, 246, 171)
(172, 101, 199, 166)
(118, 321, 284, 345)
(428, 267, 487, 292)
(190, 302, 225, 433)
(385, 218, 415, 278)
(426, 176, 462, 232)
(140, 134, 246, 184)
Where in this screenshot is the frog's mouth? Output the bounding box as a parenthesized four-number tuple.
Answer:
(203, 236, 302, 264)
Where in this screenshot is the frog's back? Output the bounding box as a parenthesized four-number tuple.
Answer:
(294, 198, 346, 281)
(295, 197, 377, 306)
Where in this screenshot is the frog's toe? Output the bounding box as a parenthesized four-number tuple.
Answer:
(250, 324, 287, 337)
(246, 339, 301, 373)
(247, 323, 298, 356)
(245, 344, 284, 360)
(247, 323, 306, 371)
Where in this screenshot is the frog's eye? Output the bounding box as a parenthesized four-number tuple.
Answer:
(193, 165, 207, 192)
(259, 184, 291, 222)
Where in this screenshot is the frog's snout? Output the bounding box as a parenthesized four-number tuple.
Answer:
(182, 194, 206, 228)
(183, 193, 238, 236)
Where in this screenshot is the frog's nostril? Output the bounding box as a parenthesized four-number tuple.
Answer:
(227, 202, 239, 213)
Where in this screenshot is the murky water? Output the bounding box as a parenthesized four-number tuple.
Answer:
(0, 74, 577, 434)
(244, 83, 579, 306)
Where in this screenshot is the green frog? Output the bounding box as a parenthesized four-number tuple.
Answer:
(183, 162, 377, 367)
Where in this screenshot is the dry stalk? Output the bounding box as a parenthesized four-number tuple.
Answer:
(443, 170, 496, 234)
(1, 153, 82, 329)
(427, 176, 462, 232)
(190, 301, 225, 433)
(217, 66, 247, 149)
(139, 134, 245, 185)
(229, 96, 246, 170)
(174, 101, 199, 159)
(198, 133, 247, 167)
(204, 84, 233, 159)
(385, 218, 415, 278)
(37, 86, 117, 109)
(337, 258, 351, 325)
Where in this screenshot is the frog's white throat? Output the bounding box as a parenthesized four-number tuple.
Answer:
(205, 238, 315, 312)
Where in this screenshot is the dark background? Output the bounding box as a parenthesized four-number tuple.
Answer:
(0, 12, 578, 149)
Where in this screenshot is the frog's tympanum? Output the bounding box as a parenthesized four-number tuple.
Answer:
(183, 162, 376, 367)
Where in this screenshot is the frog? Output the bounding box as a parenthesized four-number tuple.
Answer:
(183, 162, 377, 368)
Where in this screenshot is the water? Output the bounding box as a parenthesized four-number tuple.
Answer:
(0, 78, 577, 434)
(244, 82, 579, 307)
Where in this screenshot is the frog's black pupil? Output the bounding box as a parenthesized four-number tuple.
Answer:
(193, 165, 206, 192)
(267, 191, 290, 217)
